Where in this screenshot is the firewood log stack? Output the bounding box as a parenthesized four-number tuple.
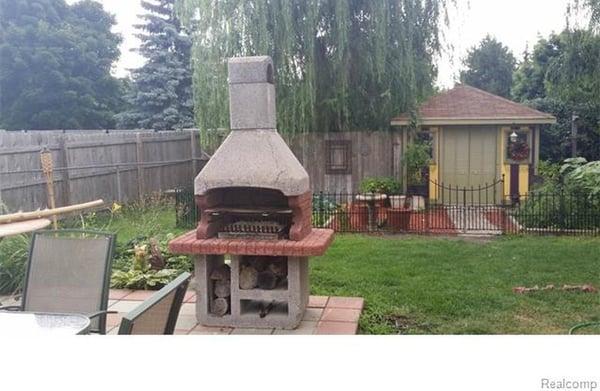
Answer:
(210, 264, 231, 316)
(239, 257, 287, 290)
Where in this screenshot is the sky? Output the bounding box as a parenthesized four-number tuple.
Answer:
(75, 0, 584, 88)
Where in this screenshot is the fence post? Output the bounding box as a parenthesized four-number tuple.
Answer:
(58, 136, 71, 207)
(136, 133, 145, 201)
(115, 165, 122, 202)
(190, 130, 199, 176)
(462, 186, 467, 233)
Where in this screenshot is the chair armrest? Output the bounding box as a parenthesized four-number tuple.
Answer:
(0, 305, 23, 312)
(87, 310, 118, 319)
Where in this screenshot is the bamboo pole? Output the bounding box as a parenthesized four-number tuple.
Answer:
(0, 199, 104, 225)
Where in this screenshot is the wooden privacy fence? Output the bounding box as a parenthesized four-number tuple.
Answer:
(0, 130, 207, 212)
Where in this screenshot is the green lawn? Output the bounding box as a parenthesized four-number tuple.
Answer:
(91, 204, 600, 335)
(311, 235, 600, 334)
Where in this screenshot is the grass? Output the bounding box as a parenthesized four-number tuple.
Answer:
(5, 201, 598, 334)
(311, 235, 600, 334)
(102, 205, 599, 335)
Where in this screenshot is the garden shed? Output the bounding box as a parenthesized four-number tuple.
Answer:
(391, 85, 556, 202)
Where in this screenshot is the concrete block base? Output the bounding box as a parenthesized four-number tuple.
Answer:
(195, 255, 309, 329)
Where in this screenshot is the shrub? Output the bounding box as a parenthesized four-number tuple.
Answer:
(111, 233, 192, 290)
(403, 140, 432, 185)
(513, 158, 600, 230)
(312, 194, 341, 227)
(0, 234, 29, 295)
(359, 177, 402, 195)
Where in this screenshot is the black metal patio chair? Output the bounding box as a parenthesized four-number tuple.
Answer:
(118, 272, 191, 335)
(0, 229, 116, 334)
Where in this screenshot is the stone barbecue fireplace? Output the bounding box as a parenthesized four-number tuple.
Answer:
(169, 56, 334, 329)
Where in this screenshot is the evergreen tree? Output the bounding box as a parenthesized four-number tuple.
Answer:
(460, 36, 516, 98)
(116, 0, 194, 130)
(0, 0, 123, 130)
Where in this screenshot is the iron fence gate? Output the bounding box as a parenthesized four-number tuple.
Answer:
(427, 177, 506, 234)
(175, 185, 600, 236)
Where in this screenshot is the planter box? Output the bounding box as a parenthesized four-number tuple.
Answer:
(387, 208, 411, 231)
(349, 203, 369, 230)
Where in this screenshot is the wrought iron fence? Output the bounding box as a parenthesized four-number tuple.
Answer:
(174, 187, 600, 236)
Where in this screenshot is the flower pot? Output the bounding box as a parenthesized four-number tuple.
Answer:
(349, 202, 369, 230)
(407, 195, 426, 211)
(389, 195, 407, 209)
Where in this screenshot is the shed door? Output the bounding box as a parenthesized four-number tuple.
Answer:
(441, 127, 498, 203)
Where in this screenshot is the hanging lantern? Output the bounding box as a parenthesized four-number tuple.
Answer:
(510, 131, 519, 143)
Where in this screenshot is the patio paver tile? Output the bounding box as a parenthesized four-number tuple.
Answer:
(107, 312, 123, 328)
(107, 326, 120, 335)
(175, 314, 198, 331)
(188, 325, 233, 335)
(183, 291, 196, 303)
(307, 295, 329, 308)
(326, 297, 365, 310)
(179, 303, 195, 316)
(315, 321, 359, 335)
(230, 328, 275, 335)
(273, 321, 317, 335)
(108, 289, 133, 300)
(320, 308, 361, 323)
(108, 300, 143, 313)
(122, 290, 156, 301)
(303, 307, 324, 322)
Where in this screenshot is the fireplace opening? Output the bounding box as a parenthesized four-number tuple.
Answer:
(196, 187, 295, 240)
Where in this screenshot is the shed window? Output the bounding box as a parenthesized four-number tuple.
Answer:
(326, 140, 352, 175)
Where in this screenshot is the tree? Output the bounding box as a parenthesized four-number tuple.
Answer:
(0, 0, 123, 130)
(511, 36, 562, 101)
(512, 30, 600, 162)
(459, 36, 516, 98)
(175, 0, 449, 135)
(116, 0, 194, 130)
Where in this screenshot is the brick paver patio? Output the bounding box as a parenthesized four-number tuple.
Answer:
(1, 290, 364, 335)
(106, 290, 363, 335)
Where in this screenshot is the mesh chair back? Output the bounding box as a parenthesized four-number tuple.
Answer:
(23, 230, 115, 334)
(118, 272, 191, 335)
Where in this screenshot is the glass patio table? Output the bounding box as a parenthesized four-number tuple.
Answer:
(0, 311, 91, 335)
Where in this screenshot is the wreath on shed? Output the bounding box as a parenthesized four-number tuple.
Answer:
(508, 139, 530, 162)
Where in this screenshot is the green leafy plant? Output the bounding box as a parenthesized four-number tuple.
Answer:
(513, 158, 600, 230)
(403, 140, 432, 185)
(0, 234, 29, 295)
(110, 233, 192, 290)
(359, 177, 402, 195)
(312, 194, 342, 227)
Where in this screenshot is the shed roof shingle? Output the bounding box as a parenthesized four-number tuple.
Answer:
(391, 85, 556, 125)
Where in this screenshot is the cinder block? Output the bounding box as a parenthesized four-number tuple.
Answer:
(228, 56, 274, 84)
(228, 83, 276, 130)
(195, 255, 310, 330)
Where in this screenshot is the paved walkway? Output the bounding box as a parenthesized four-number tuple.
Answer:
(445, 206, 502, 235)
(107, 289, 363, 335)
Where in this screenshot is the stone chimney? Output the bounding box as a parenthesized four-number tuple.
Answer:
(194, 56, 309, 196)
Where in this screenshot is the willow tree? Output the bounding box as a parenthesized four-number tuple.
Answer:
(175, 0, 448, 135)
